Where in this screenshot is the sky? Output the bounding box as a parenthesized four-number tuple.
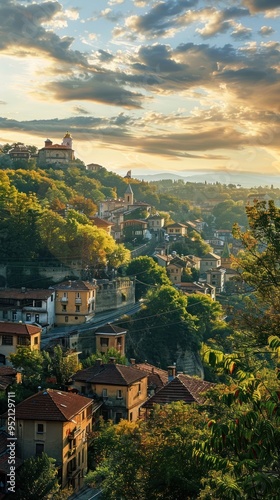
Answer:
(0, 0, 280, 181)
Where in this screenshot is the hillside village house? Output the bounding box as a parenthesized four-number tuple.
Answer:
(0, 288, 55, 333)
(206, 268, 226, 293)
(51, 280, 97, 326)
(199, 252, 222, 274)
(95, 323, 127, 357)
(71, 359, 148, 423)
(165, 222, 188, 239)
(1, 389, 93, 492)
(0, 322, 41, 366)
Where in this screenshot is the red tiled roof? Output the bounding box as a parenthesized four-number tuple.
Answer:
(0, 322, 41, 336)
(2, 389, 92, 422)
(133, 362, 168, 387)
(0, 366, 18, 377)
(51, 280, 96, 291)
(40, 144, 72, 150)
(142, 374, 215, 409)
(72, 362, 147, 386)
(89, 217, 113, 227)
(0, 289, 54, 300)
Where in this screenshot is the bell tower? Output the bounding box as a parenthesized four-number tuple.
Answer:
(62, 131, 72, 149)
(124, 184, 134, 206)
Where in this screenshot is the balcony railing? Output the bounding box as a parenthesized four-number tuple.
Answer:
(68, 426, 81, 439)
(75, 298, 82, 304)
(61, 297, 68, 303)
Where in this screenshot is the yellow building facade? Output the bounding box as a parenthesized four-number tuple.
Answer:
(51, 280, 97, 326)
(8, 389, 93, 492)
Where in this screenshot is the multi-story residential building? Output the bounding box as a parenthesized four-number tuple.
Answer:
(146, 214, 165, 239)
(0, 288, 55, 333)
(71, 359, 148, 423)
(95, 323, 126, 357)
(2, 389, 93, 492)
(199, 252, 222, 274)
(0, 322, 41, 365)
(165, 223, 188, 239)
(50, 280, 97, 326)
(206, 267, 226, 293)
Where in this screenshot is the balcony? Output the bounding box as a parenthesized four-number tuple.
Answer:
(68, 426, 81, 439)
(75, 298, 82, 304)
(61, 297, 68, 303)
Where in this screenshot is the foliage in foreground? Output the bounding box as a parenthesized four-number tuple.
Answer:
(86, 402, 210, 499)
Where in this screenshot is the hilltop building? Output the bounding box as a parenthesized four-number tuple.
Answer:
(37, 132, 74, 167)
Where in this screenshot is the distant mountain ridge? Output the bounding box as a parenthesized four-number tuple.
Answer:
(134, 171, 280, 188)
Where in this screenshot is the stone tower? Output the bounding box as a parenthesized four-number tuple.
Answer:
(62, 131, 73, 149)
(124, 184, 134, 206)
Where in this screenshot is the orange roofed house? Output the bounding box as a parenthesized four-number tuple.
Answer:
(71, 359, 148, 423)
(1, 389, 93, 492)
(0, 322, 41, 366)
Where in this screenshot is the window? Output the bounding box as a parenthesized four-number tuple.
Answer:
(129, 412, 133, 421)
(12, 311, 17, 321)
(76, 292, 80, 298)
(35, 300, 42, 308)
(51, 295, 53, 302)
(75, 306, 80, 312)
(17, 337, 29, 346)
(34, 337, 39, 345)
(62, 305, 67, 312)
(117, 389, 122, 399)
(35, 314, 40, 323)
(102, 389, 108, 398)
(37, 423, 44, 434)
(26, 313, 31, 321)
(2, 336, 13, 345)
(35, 443, 44, 456)
(65, 316, 68, 323)
(100, 338, 109, 347)
(63, 292, 68, 298)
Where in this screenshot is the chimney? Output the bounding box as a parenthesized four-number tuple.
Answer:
(130, 358, 136, 365)
(167, 365, 176, 381)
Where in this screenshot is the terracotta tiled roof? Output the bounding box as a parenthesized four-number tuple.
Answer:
(40, 144, 72, 150)
(1, 389, 92, 422)
(133, 362, 168, 388)
(142, 374, 215, 409)
(0, 367, 18, 377)
(201, 252, 221, 260)
(51, 280, 96, 291)
(0, 322, 41, 336)
(94, 323, 127, 335)
(0, 288, 54, 300)
(89, 217, 113, 227)
(72, 362, 147, 386)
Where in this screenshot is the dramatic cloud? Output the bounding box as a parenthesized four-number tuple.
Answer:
(46, 73, 144, 108)
(0, 0, 87, 65)
(243, 0, 280, 13)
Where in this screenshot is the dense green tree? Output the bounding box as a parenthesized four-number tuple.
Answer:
(125, 256, 171, 299)
(197, 341, 280, 500)
(86, 402, 210, 500)
(126, 285, 198, 368)
(187, 294, 230, 343)
(13, 453, 60, 500)
(232, 200, 280, 344)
